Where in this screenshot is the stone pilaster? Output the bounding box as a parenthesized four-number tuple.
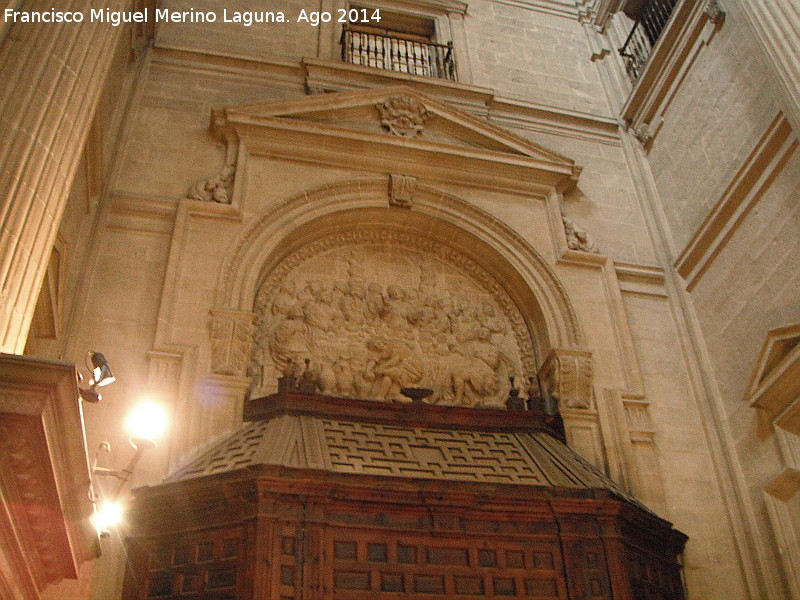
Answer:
(0, 0, 127, 352)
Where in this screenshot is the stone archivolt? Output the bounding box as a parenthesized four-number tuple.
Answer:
(250, 229, 533, 408)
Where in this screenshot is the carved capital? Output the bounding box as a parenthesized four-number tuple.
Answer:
(210, 310, 255, 376)
(538, 349, 593, 410)
(389, 174, 417, 208)
(376, 97, 430, 137)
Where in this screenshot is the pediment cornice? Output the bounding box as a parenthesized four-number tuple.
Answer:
(211, 86, 581, 194)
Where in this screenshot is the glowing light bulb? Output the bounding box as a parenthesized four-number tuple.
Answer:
(91, 501, 123, 531)
(126, 401, 168, 443)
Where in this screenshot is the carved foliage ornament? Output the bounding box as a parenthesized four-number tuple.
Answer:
(377, 97, 430, 137)
(210, 310, 255, 376)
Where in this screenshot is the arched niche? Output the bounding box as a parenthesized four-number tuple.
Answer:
(213, 178, 582, 399)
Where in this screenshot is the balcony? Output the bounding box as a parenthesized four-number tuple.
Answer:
(340, 24, 457, 81)
(619, 0, 678, 80)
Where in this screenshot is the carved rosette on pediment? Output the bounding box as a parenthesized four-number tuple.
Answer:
(210, 310, 256, 377)
(250, 229, 535, 408)
(538, 349, 594, 410)
(376, 97, 430, 137)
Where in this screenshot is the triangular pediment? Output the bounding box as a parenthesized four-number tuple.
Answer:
(212, 86, 581, 193)
(745, 323, 800, 420)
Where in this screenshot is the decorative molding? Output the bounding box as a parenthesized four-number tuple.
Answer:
(538, 348, 594, 410)
(212, 84, 580, 195)
(745, 322, 800, 430)
(210, 310, 256, 377)
(676, 114, 797, 291)
(613, 262, 668, 298)
(388, 174, 417, 208)
(376, 97, 430, 137)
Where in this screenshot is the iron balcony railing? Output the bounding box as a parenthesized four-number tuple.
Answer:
(341, 25, 457, 81)
(619, 0, 678, 80)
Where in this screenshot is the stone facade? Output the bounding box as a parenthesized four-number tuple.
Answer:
(2, 0, 798, 598)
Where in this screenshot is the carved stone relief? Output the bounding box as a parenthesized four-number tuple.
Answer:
(562, 215, 599, 253)
(210, 310, 255, 376)
(250, 229, 535, 408)
(376, 97, 430, 137)
(185, 160, 236, 204)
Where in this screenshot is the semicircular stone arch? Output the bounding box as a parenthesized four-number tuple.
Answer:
(215, 178, 581, 405)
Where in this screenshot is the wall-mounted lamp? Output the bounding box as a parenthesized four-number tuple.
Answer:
(78, 351, 115, 403)
(90, 401, 169, 535)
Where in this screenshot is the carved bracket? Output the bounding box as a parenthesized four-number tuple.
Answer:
(389, 174, 417, 208)
(538, 349, 594, 410)
(210, 310, 255, 376)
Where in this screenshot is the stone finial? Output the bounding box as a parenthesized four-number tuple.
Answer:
(389, 174, 417, 208)
(562, 215, 599, 253)
(376, 97, 430, 137)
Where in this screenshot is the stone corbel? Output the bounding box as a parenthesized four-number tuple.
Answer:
(389, 174, 417, 208)
(538, 348, 594, 410)
(210, 309, 255, 377)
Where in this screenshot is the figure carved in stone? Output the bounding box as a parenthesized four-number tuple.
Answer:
(186, 162, 235, 204)
(250, 233, 533, 408)
(377, 97, 430, 137)
(562, 215, 599, 253)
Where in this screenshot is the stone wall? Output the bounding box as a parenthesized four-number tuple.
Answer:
(9, 1, 797, 598)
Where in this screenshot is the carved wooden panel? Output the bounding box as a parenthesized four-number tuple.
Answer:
(129, 527, 244, 600)
(325, 528, 568, 599)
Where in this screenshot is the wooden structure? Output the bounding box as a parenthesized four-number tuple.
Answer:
(0, 354, 99, 600)
(123, 390, 687, 600)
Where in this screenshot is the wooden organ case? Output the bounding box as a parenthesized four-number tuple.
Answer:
(123, 388, 687, 600)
